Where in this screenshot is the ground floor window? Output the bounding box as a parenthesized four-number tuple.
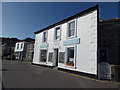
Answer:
(40, 50, 47, 62)
(15, 52, 19, 60)
(66, 47, 75, 66)
(59, 52, 65, 63)
(48, 52, 53, 62)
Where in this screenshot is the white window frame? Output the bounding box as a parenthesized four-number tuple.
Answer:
(54, 25, 61, 41)
(65, 45, 77, 68)
(42, 31, 48, 43)
(67, 19, 77, 39)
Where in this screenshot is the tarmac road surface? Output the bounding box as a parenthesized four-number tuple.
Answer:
(2, 60, 120, 88)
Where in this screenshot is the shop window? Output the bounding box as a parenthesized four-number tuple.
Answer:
(40, 50, 47, 62)
(66, 47, 75, 66)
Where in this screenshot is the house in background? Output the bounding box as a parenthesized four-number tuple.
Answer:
(15, 41, 26, 60)
(14, 38, 35, 61)
(26, 41, 34, 62)
(0, 37, 19, 60)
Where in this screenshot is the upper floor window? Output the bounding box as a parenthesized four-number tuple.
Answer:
(17, 43, 19, 49)
(43, 31, 47, 42)
(21, 43, 23, 49)
(68, 21, 75, 37)
(55, 27, 61, 40)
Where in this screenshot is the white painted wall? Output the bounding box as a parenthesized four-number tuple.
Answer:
(14, 42, 25, 52)
(33, 10, 97, 75)
(33, 33, 42, 64)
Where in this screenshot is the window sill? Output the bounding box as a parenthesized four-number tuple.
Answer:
(67, 35, 77, 39)
(53, 39, 61, 42)
(42, 42, 47, 44)
(40, 61, 46, 63)
(48, 61, 53, 63)
(65, 65, 76, 69)
(66, 64, 74, 66)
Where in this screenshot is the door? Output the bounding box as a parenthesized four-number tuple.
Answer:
(98, 48, 111, 80)
(100, 48, 108, 62)
(54, 49, 59, 67)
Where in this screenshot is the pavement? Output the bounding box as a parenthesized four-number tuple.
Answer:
(1, 60, 120, 88)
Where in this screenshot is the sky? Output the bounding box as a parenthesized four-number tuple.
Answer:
(2, 2, 119, 39)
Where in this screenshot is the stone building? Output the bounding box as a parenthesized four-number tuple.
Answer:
(25, 41, 34, 62)
(0, 37, 19, 60)
(99, 18, 120, 65)
(99, 18, 120, 81)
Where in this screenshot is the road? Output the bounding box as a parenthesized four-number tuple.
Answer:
(1, 60, 120, 88)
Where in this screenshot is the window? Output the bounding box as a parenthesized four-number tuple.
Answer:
(66, 47, 75, 66)
(68, 21, 75, 37)
(48, 52, 53, 62)
(21, 43, 23, 49)
(17, 43, 19, 49)
(43, 31, 47, 42)
(59, 52, 65, 63)
(55, 27, 61, 40)
(40, 50, 47, 62)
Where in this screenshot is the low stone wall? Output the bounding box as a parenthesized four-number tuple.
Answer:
(110, 65, 120, 82)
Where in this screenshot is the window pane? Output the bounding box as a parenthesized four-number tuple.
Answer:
(21, 43, 23, 49)
(56, 36, 60, 39)
(69, 21, 75, 30)
(44, 38, 46, 42)
(57, 30, 60, 36)
(17, 44, 19, 49)
(72, 21, 75, 29)
(40, 50, 47, 62)
(70, 30, 75, 36)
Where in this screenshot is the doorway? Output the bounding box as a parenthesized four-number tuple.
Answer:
(54, 49, 59, 67)
(100, 49, 108, 62)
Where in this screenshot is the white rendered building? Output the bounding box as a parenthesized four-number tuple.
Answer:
(33, 5, 99, 76)
(14, 41, 26, 60)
